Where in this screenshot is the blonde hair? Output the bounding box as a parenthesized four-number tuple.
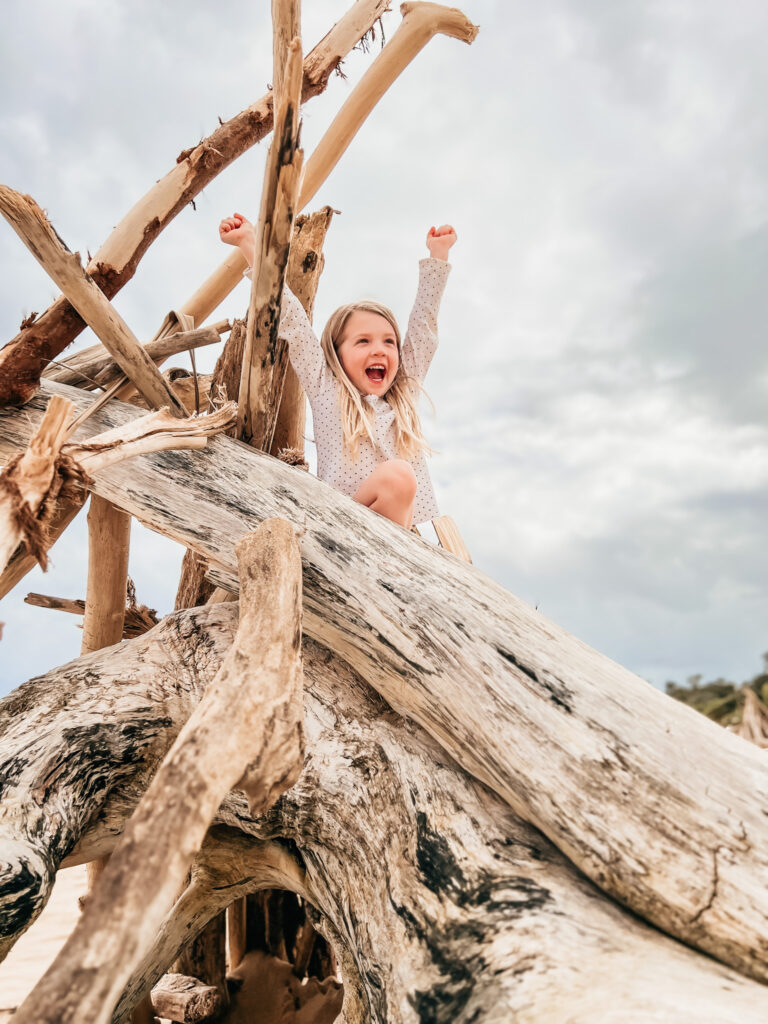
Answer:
(320, 300, 432, 461)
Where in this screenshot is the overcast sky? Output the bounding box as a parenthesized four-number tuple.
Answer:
(1, 0, 766, 693)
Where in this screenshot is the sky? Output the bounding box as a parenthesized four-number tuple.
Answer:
(0, 0, 766, 693)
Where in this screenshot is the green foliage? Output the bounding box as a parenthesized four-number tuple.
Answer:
(665, 652, 768, 726)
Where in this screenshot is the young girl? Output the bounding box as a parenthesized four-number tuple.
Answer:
(219, 213, 456, 530)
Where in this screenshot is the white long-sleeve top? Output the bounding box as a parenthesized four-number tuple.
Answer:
(278, 257, 451, 524)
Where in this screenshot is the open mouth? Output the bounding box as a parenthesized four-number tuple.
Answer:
(365, 365, 386, 383)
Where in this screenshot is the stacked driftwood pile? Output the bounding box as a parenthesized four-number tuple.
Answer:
(1, 3, 768, 1023)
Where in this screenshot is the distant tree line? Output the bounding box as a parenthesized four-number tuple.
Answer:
(666, 652, 768, 726)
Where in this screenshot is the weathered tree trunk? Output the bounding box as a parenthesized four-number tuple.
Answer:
(2, 604, 767, 1022)
(0, 0, 391, 406)
(3, 381, 768, 984)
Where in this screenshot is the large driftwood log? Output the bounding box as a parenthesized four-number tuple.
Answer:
(2, 604, 767, 1023)
(0, 0, 391, 406)
(2, 382, 768, 984)
(11, 521, 304, 1024)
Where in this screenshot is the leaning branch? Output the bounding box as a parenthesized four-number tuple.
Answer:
(0, 188, 186, 415)
(12, 520, 304, 1024)
(238, 31, 304, 447)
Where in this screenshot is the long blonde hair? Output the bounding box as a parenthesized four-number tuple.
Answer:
(320, 300, 431, 460)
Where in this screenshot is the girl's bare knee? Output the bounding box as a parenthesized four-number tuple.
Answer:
(383, 459, 417, 501)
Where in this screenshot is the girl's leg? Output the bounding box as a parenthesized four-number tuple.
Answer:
(354, 460, 417, 529)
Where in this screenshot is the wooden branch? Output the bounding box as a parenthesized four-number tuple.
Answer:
(0, 188, 186, 416)
(11, 519, 304, 1024)
(80, 496, 131, 655)
(237, 35, 304, 447)
(0, 0, 391, 406)
(298, 1, 479, 210)
(4, 607, 768, 1022)
(4, 382, 768, 984)
(23, 591, 158, 638)
(43, 322, 229, 389)
(271, 206, 335, 458)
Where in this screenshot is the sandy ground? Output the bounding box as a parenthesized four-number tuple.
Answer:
(0, 863, 89, 1015)
(0, 865, 342, 1023)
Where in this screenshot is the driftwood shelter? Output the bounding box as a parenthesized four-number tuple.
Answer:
(1, 2, 768, 1022)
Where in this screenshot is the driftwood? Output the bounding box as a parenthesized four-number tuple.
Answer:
(153, 1, 479, 342)
(0, 0, 391, 406)
(149, 973, 222, 1023)
(3, 382, 768, 984)
(80, 496, 131, 656)
(2, 604, 767, 1022)
(10, 520, 304, 1024)
(271, 207, 335, 457)
(0, 395, 80, 573)
(0, 188, 186, 416)
(238, 21, 304, 447)
(23, 592, 158, 638)
(0, 395, 234, 583)
(298, 2, 479, 210)
(43, 322, 229, 389)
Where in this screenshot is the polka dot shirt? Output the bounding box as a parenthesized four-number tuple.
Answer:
(279, 257, 451, 524)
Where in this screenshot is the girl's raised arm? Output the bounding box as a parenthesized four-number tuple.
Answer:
(400, 225, 456, 383)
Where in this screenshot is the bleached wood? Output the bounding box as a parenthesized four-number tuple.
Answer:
(3, 381, 768, 983)
(0, 0, 391, 406)
(10, 520, 304, 1024)
(238, 35, 304, 447)
(43, 323, 228, 389)
(298, 2, 479, 210)
(0, 189, 186, 415)
(3, 606, 768, 1023)
(80, 496, 131, 656)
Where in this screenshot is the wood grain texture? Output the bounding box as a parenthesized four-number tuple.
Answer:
(3, 382, 768, 984)
(3, 604, 768, 1022)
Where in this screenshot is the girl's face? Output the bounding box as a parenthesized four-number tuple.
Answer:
(336, 309, 399, 396)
